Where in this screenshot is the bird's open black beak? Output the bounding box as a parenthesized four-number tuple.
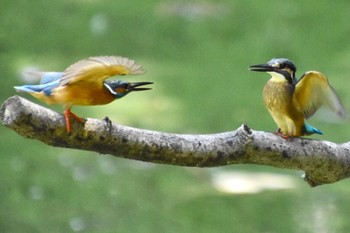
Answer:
(128, 82, 153, 91)
(249, 64, 275, 72)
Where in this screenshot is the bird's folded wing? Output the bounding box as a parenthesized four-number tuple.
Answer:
(294, 71, 345, 119)
(59, 56, 145, 86)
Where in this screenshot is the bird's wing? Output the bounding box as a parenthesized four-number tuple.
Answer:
(294, 71, 345, 119)
(59, 56, 145, 86)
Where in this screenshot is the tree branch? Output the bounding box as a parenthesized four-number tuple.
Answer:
(1, 96, 350, 187)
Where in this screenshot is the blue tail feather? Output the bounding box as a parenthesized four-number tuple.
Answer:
(304, 124, 323, 135)
(14, 85, 44, 93)
(14, 79, 60, 96)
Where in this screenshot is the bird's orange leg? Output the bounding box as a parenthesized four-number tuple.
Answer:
(273, 129, 292, 140)
(63, 108, 85, 133)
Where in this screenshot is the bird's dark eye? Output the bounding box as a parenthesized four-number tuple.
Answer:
(279, 63, 286, 69)
(120, 83, 128, 88)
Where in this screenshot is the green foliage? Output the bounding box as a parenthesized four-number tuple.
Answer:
(1, 0, 350, 232)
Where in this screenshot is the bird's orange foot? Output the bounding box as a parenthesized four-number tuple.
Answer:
(64, 109, 86, 133)
(273, 130, 292, 140)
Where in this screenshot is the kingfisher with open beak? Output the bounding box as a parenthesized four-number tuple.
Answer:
(14, 56, 153, 133)
(249, 58, 345, 137)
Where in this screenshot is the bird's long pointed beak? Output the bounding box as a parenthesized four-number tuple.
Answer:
(129, 82, 153, 91)
(249, 64, 275, 72)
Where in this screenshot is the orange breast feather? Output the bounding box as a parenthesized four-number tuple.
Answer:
(52, 82, 115, 106)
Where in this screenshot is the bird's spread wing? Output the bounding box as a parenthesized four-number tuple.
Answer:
(294, 71, 345, 119)
(59, 56, 145, 86)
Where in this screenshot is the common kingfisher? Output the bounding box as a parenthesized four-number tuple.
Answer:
(249, 58, 345, 137)
(14, 56, 153, 133)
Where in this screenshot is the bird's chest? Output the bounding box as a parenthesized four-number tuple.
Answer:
(53, 82, 115, 106)
(263, 80, 294, 112)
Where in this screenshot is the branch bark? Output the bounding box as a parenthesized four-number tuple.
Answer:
(1, 96, 350, 187)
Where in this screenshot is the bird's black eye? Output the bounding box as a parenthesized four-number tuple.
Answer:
(120, 83, 128, 88)
(279, 63, 286, 69)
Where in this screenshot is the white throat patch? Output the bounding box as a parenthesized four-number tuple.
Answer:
(268, 72, 287, 83)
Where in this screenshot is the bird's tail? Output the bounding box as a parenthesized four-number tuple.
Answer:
(304, 123, 323, 135)
(15, 71, 62, 95)
(14, 79, 60, 96)
(14, 85, 45, 93)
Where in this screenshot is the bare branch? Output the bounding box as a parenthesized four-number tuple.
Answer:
(1, 96, 350, 187)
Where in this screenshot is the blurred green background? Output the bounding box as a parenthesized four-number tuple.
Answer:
(1, 0, 350, 232)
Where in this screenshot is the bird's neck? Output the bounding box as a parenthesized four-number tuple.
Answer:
(268, 72, 286, 83)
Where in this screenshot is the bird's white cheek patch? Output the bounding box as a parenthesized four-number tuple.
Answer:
(103, 83, 118, 95)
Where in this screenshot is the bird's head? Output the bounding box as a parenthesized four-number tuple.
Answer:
(249, 58, 297, 84)
(103, 80, 153, 98)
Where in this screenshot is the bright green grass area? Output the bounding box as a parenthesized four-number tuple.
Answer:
(1, 0, 350, 232)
